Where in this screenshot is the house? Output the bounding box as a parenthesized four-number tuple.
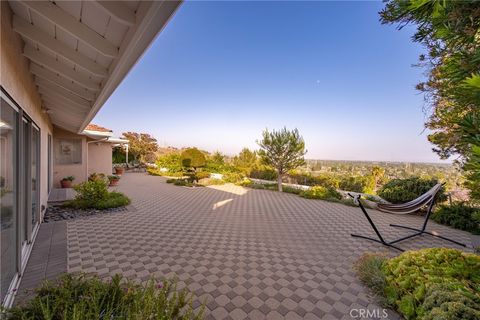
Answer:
(0, 0, 181, 307)
(52, 123, 128, 188)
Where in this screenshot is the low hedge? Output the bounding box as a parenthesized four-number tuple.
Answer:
(355, 248, 480, 320)
(431, 202, 480, 234)
(5, 273, 203, 319)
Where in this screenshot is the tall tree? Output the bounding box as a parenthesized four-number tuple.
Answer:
(371, 166, 385, 191)
(122, 132, 158, 163)
(380, 0, 480, 201)
(257, 128, 307, 192)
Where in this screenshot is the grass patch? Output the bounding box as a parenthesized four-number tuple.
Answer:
(355, 248, 480, 320)
(5, 273, 204, 320)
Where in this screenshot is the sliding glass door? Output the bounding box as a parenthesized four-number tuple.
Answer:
(31, 126, 40, 232)
(0, 94, 19, 304)
(1, 89, 41, 305)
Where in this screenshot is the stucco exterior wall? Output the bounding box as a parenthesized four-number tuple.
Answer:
(1, 1, 53, 213)
(52, 127, 87, 187)
(88, 142, 113, 176)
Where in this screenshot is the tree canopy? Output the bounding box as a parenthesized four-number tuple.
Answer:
(233, 148, 258, 175)
(257, 128, 307, 191)
(122, 132, 158, 163)
(380, 0, 480, 201)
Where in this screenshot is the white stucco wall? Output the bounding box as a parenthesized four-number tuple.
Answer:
(1, 1, 53, 214)
(52, 127, 88, 187)
(88, 142, 113, 176)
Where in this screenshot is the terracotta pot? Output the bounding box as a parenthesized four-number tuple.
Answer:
(109, 179, 120, 186)
(115, 167, 125, 175)
(60, 180, 73, 188)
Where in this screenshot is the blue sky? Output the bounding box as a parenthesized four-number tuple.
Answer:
(93, 1, 446, 163)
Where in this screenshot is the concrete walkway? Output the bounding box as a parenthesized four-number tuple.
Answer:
(18, 173, 475, 319)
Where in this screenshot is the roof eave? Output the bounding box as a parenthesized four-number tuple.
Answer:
(77, 0, 183, 133)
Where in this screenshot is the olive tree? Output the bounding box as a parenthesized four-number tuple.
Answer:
(257, 128, 307, 192)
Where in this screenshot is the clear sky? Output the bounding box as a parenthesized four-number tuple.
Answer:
(93, 0, 447, 163)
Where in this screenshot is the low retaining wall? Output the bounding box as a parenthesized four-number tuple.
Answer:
(249, 178, 387, 203)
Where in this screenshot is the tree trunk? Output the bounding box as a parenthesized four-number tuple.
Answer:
(277, 174, 283, 192)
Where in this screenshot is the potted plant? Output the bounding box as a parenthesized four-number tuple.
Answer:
(60, 176, 75, 188)
(108, 175, 120, 186)
(114, 165, 125, 175)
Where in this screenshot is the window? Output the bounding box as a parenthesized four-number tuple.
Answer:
(54, 138, 82, 165)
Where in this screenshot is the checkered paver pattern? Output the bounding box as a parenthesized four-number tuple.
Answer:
(67, 173, 474, 319)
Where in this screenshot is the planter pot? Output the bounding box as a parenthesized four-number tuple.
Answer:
(115, 167, 125, 175)
(109, 179, 120, 186)
(60, 180, 73, 188)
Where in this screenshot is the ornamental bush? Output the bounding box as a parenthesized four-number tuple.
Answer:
(300, 185, 342, 201)
(67, 180, 130, 209)
(431, 202, 480, 234)
(6, 273, 204, 320)
(73, 179, 109, 204)
(355, 248, 480, 320)
(378, 177, 446, 204)
(180, 148, 206, 169)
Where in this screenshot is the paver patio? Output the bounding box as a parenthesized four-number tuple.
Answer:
(21, 173, 475, 319)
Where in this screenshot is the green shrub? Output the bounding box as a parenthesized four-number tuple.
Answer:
(313, 174, 340, 189)
(250, 167, 277, 180)
(147, 167, 161, 176)
(181, 148, 206, 168)
(263, 183, 278, 191)
(166, 178, 177, 184)
(237, 178, 252, 187)
(223, 172, 244, 183)
(249, 183, 266, 189)
(6, 273, 203, 320)
(431, 202, 480, 234)
(300, 185, 342, 200)
(174, 179, 188, 186)
(66, 180, 130, 209)
(156, 152, 183, 173)
(195, 171, 211, 180)
(73, 180, 109, 204)
(356, 248, 480, 320)
(339, 175, 375, 194)
(199, 178, 225, 186)
(282, 186, 303, 195)
(378, 177, 446, 204)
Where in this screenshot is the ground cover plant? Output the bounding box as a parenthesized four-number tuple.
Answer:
(65, 179, 130, 210)
(354, 248, 480, 320)
(5, 273, 204, 320)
